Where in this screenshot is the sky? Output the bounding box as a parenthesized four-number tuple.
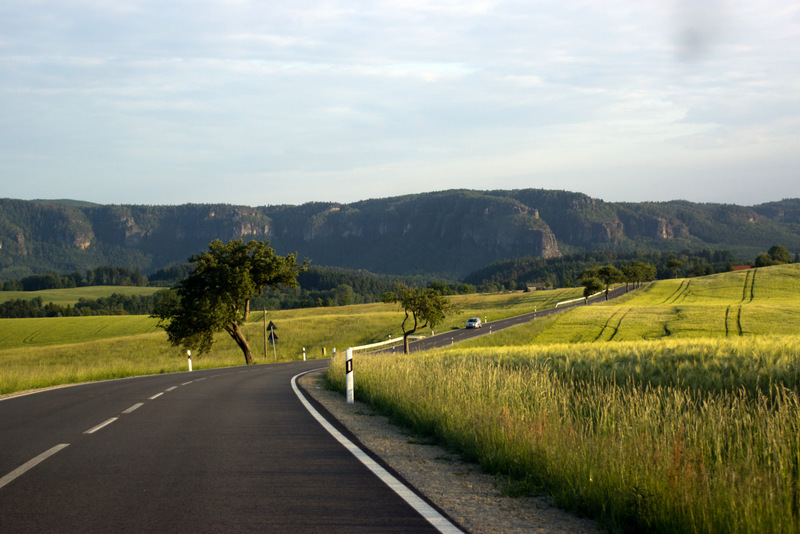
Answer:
(1, 1, 799, 207)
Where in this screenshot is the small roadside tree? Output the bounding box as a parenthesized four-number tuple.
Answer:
(581, 277, 603, 304)
(581, 264, 624, 300)
(153, 239, 307, 365)
(382, 284, 454, 354)
(622, 260, 657, 290)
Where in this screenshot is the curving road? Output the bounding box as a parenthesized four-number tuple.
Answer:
(0, 362, 459, 533)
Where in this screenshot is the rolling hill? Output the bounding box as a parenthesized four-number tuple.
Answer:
(2, 190, 799, 281)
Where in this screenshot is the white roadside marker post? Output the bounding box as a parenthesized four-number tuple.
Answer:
(187, 350, 192, 371)
(346, 347, 354, 404)
(303, 347, 306, 361)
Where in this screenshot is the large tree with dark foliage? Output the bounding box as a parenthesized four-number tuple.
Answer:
(153, 239, 306, 365)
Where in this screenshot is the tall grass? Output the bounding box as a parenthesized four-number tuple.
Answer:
(327, 337, 800, 533)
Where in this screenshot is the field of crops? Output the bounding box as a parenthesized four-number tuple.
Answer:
(328, 264, 800, 533)
(464, 264, 800, 346)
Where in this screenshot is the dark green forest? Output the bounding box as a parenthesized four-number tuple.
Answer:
(3, 192, 800, 282)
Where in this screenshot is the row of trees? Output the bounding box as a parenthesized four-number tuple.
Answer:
(0, 291, 173, 318)
(578, 245, 795, 303)
(463, 249, 742, 291)
(579, 261, 658, 302)
(0, 266, 147, 292)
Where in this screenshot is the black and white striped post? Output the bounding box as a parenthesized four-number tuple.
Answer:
(346, 347, 354, 404)
(345, 337, 405, 406)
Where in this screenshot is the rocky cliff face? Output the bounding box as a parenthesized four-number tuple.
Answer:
(1, 191, 799, 280)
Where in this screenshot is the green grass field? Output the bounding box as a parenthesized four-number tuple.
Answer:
(0, 285, 578, 394)
(0, 315, 162, 350)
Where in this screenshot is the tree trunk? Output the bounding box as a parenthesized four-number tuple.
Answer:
(226, 322, 253, 364)
(401, 310, 417, 354)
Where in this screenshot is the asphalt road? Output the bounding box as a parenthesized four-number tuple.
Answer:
(0, 361, 454, 533)
(380, 286, 631, 353)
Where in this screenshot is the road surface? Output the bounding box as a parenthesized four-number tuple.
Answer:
(0, 361, 459, 533)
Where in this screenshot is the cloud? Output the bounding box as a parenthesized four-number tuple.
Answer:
(1, 0, 799, 206)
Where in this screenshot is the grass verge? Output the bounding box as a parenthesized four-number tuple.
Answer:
(326, 337, 800, 533)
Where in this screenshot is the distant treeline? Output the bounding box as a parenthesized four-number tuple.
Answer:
(462, 249, 745, 290)
(251, 266, 447, 310)
(0, 264, 447, 317)
(0, 266, 148, 291)
(4, 247, 792, 319)
(0, 292, 174, 318)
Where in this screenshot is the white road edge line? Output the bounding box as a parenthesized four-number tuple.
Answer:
(84, 417, 118, 434)
(123, 403, 144, 414)
(291, 369, 464, 534)
(0, 443, 70, 490)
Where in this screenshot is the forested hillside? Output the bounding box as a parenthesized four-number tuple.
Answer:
(2, 190, 799, 281)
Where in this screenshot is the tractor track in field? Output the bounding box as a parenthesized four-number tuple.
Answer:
(23, 330, 43, 344)
(724, 305, 744, 337)
(724, 306, 730, 337)
(594, 307, 628, 342)
(663, 280, 689, 305)
(741, 269, 757, 304)
(737, 306, 744, 336)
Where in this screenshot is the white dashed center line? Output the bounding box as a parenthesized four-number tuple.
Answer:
(0, 444, 70, 490)
(84, 417, 118, 434)
(1, 378, 204, 492)
(122, 403, 144, 414)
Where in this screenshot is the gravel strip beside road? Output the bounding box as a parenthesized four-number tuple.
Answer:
(298, 370, 602, 534)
